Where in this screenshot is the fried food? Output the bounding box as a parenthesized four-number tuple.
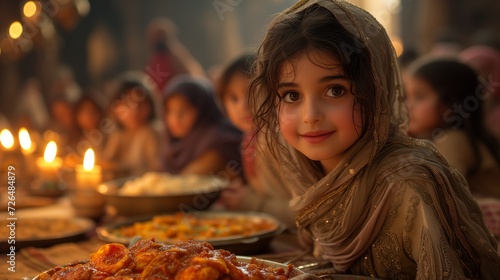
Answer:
(36, 239, 296, 280)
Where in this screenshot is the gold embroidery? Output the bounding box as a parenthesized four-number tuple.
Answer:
(296, 177, 355, 227)
(404, 196, 420, 232)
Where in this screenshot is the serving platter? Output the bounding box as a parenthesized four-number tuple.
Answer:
(0, 217, 94, 252)
(31, 239, 303, 280)
(96, 211, 285, 255)
(97, 174, 228, 216)
(32, 256, 303, 279)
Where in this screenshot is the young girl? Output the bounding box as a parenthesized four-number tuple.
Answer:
(162, 75, 242, 177)
(405, 58, 500, 238)
(215, 53, 296, 228)
(405, 58, 500, 198)
(103, 75, 163, 177)
(249, 0, 500, 278)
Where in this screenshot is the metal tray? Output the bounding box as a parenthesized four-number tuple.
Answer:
(97, 175, 227, 216)
(0, 217, 94, 253)
(96, 211, 285, 255)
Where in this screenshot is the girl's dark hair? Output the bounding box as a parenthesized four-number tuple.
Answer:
(412, 59, 500, 174)
(249, 4, 375, 151)
(112, 78, 156, 122)
(218, 52, 255, 102)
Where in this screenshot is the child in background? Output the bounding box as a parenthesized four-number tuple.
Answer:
(162, 75, 242, 177)
(405, 59, 500, 196)
(74, 94, 107, 153)
(215, 53, 295, 228)
(249, 0, 500, 278)
(103, 75, 162, 177)
(46, 97, 81, 155)
(405, 58, 500, 237)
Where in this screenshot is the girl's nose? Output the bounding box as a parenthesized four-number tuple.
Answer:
(302, 98, 322, 124)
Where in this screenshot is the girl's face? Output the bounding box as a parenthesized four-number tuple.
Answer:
(223, 73, 252, 133)
(405, 76, 443, 138)
(164, 94, 198, 138)
(277, 52, 362, 173)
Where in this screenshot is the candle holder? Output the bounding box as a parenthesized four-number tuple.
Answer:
(30, 178, 66, 197)
(68, 148, 105, 219)
(29, 140, 66, 196)
(30, 161, 66, 197)
(68, 185, 106, 219)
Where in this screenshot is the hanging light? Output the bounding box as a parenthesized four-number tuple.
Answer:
(23, 1, 38, 18)
(9, 21, 23, 40)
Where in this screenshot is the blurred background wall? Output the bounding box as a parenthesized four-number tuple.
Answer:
(1, 0, 499, 127)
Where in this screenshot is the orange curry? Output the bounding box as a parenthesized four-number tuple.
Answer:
(36, 239, 296, 279)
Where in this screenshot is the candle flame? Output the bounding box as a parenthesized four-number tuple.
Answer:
(0, 129, 14, 149)
(83, 148, 95, 171)
(44, 141, 57, 163)
(19, 128, 32, 150)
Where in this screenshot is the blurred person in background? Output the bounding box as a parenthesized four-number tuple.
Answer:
(214, 53, 295, 228)
(15, 78, 50, 133)
(405, 58, 500, 237)
(74, 92, 107, 157)
(103, 73, 162, 177)
(162, 75, 242, 178)
(145, 17, 205, 95)
(46, 96, 82, 157)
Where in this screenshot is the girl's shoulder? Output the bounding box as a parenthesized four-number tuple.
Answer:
(371, 136, 459, 182)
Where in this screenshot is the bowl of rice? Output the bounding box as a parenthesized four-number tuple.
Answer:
(97, 172, 228, 216)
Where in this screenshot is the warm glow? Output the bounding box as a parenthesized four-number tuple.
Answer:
(23, 1, 37, 17)
(0, 129, 14, 149)
(18, 128, 32, 150)
(83, 148, 95, 171)
(9, 22, 23, 40)
(391, 36, 404, 57)
(44, 141, 57, 163)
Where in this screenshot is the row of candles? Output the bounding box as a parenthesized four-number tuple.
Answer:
(0, 128, 102, 188)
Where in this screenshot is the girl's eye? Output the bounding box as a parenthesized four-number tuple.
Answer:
(326, 86, 346, 97)
(282, 91, 301, 103)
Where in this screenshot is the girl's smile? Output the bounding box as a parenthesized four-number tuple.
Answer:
(300, 130, 335, 144)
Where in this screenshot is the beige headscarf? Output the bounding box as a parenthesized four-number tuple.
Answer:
(252, 0, 500, 277)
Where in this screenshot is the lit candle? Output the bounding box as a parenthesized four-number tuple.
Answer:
(36, 141, 62, 181)
(19, 128, 36, 154)
(18, 127, 36, 176)
(0, 129, 15, 150)
(75, 148, 102, 188)
(1, 129, 21, 169)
